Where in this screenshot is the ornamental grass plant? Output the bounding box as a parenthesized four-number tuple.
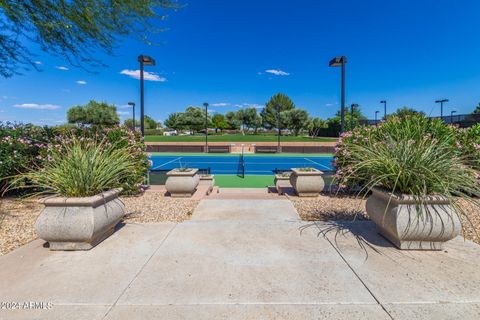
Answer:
(334, 115, 480, 223)
(6, 135, 143, 198)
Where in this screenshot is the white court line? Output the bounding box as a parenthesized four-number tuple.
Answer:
(151, 157, 182, 170)
(303, 157, 333, 170)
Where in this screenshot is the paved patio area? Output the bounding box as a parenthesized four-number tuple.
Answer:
(1, 199, 480, 319)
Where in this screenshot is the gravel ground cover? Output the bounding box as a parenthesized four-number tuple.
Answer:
(291, 193, 480, 245)
(0, 192, 199, 256)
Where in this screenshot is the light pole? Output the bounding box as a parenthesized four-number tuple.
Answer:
(435, 99, 449, 120)
(276, 104, 281, 152)
(450, 110, 457, 124)
(380, 100, 387, 120)
(350, 103, 358, 130)
(138, 55, 156, 136)
(128, 102, 135, 131)
(203, 102, 209, 153)
(329, 56, 347, 135)
(375, 111, 380, 126)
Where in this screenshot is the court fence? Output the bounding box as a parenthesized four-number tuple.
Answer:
(146, 144, 335, 154)
(359, 113, 480, 128)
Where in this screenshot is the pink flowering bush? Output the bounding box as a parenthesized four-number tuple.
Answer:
(2, 124, 148, 195)
(334, 115, 480, 203)
(0, 122, 53, 191)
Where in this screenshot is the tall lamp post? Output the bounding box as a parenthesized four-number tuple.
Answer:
(350, 103, 358, 130)
(127, 102, 135, 131)
(450, 110, 457, 124)
(203, 102, 209, 153)
(380, 100, 387, 120)
(435, 99, 449, 120)
(329, 56, 347, 134)
(138, 55, 156, 136)
(276, 104, 281, 152)
(375, 111, 380, 126)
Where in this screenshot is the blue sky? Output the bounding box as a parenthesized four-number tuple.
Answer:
(1, 0, 480, 126)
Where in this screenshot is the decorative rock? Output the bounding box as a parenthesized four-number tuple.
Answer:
(165, 168, 200, 197)
(366, 187, 461, 250)
(35, 189, 125, 251)
(289, 168, 324, 197)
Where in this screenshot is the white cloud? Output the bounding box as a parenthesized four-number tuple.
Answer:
(117, 111, 131, 116)
(76, 80, 87, 85)
(236, 103, 264, 109)
(55, 66, 69, 71)
(264, 69, 290, 76)
(120, 69, 166, 82)
(211, 102, 230, 107)
(208, 109, 216, 113)
(13, 103, 61, 110)
(246, 104, 265, 109)
(34, 61, 42, 65)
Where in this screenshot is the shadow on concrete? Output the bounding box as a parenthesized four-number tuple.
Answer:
(299, 221, 396, 261)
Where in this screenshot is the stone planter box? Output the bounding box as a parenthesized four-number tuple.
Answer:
(289, 168, 324, 197)
(274, 173, 291, 195)
(199, 174, 215, 194)
(165, 168, 200, 197)
(366, 187, 461, 250)
(35, 189, 125, 251)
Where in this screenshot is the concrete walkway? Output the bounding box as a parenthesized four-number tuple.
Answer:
(1, 200, 480, 319)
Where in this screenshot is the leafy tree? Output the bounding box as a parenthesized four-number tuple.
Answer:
(125, 116, 158, 129)
(124, 119, 140, 128)
(306, 117, 327, 138)
(236, 108, 259, 134)
(281, 108, 309, 136)
(144, 115, 159, 129)
(225, 111, 240, 130)
(211, 114, 228, 133)
(164, 112, 183, 130)
(178, 106, 208, 133)
(261, 93, 295, 129)
(252, 113, 263, 133)
(472, 103, 480, 114)
(0, 0, 178, 77)
(325, 107, 367, 136)
(67, 100, 119, 126)
(389, 107, 426, 118)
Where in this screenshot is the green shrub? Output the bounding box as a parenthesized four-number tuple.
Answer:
(334, 115, 480, 210)
(457, 123, 480, 170)
(8, 135, 143, 197)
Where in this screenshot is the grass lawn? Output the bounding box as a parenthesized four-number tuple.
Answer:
(214, 175, 274, 188)
(145, 133, 337, 143)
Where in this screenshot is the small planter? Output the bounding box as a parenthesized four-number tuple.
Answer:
(165, 168, 200, 197)
(199, 174, 215, 194)
(366, 187, 461, 250)
(35, 189, 125, 251)
(289, 168, 324, 197)
(274, 173, 291, 195)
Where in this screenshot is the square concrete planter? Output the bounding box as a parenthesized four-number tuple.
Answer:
(165, 168, 200, 197)
(274, 173, 291, 195)
(35, 189, 125, 251)
(199, 174, 215, 194)
(289, 168, 324, 197)
(366, 187, 461, 250)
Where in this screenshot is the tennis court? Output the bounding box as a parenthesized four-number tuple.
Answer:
(149, 153, 334, 175)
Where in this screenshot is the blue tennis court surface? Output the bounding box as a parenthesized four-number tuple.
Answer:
(149, 154, 335, 175)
